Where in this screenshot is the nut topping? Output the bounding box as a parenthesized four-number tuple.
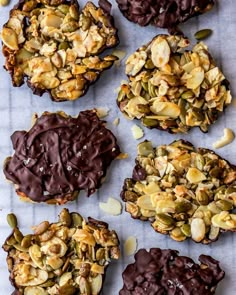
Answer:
(117, 35, 232, 133)
(3, 209, 120, 294)
(1, 0, 119, 101)
(121, 140, 236, 244)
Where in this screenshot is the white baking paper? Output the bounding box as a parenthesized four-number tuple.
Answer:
(0, 0, 236, 294)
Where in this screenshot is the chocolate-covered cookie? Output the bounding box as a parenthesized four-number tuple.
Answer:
(4, 110, 120, 204)
(120, 248, 224, 295)
(121, 140, 236, 244)
(3, 208, 120, 295)
(116, 0, 214, 32)
(1, 0, 119, 101)
(117, 35, 232, 133)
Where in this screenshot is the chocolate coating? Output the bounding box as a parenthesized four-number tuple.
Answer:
(4, 110, 120, 203)
(120, 248, 225, 295)
(116, 0, 214, 32)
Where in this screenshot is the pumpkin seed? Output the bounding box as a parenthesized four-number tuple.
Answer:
(7, 213, 17, 228)
(194, 29, 212, 40)
(3, 209, 120, 292)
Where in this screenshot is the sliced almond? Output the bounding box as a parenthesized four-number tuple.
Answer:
(131, 124, 144, 140)
(191, 218, 206, 242)
(186, 167, 206, 183)
(99, 197, 122, 216)
(24, 287, 48, 295)
(151, 37, 171, 68)
(124, 236, 137, 256)
(1, 27, 19, 50)
(186, 67, 204, 89)
(213, 128, 235, 149)
(113, 117, 120, 126)
(150, 101, 180, 118)
(96, 107, 110, 118)
(137, 195, 155, 210)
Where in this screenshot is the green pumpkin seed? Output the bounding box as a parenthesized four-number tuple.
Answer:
(124, 191, 138, 202)
(21, 235, 32, 248)
(59, 208, 72, 226)
(7, 213, 17, 228)
(175, 201, 192, 213)
(194, 29, 212, 40)
(137, 141, 154, 157)
(196, 191, 209, 205)
(144, 59, 155, 69)
(156, 213, 175, 226)
(216, 200, 233, 211)
(69, 5, 79, 20)
(14, 228, 23, 243)
(181, 224, 191, 237)
(209, 167, 222, 178)
(6, 235, 17, 246)
(58, 4, 70, 14)
(71, 213, 83, 227)
(58, 41, 70, 51)
(80, 15, 91, 31)
(142, 117, 158, 128)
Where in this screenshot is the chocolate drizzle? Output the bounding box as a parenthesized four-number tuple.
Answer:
(120, 248, 225, 295)
(4, 110, 120, 203)
(116, 0, 215, 32)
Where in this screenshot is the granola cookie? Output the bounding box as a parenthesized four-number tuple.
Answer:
(121, 140, 236, 244)
(117, 35, 232, 133)
(3, 110, 120, 204)
(3, 209, 120, 295)
(1, 0, 119, 101)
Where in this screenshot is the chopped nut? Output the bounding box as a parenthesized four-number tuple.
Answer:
(99, 197, 122, 216)
(213, 128, 235, 149)
(131, 124, 144, 140)
(124, 236, 137, 256)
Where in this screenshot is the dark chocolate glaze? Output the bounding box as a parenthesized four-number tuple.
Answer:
(120, 248, 225, 295)
(4, 110, 120, 203)
(116, 0, 214, 32)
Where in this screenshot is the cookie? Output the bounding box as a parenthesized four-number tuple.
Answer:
(121, 140, 236, 244)
(117, 35, 232, 133)
(3, 110, 120, 204)
(116, 0, 214, 32)
(1, 0, 119, 101)
(3, 208, 120, 295)
(120, 248, 224, 295)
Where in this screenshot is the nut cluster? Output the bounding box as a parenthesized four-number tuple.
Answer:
(3, 209, 120, 295)
(116, 0, 214, 31)
(121, 140, 236, 244)
(120, 248, 225, 295)
(1, 0, 119, 101)
(117, 35, 232, 133)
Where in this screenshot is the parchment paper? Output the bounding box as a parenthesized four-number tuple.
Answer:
(0, 0, 236, 294)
